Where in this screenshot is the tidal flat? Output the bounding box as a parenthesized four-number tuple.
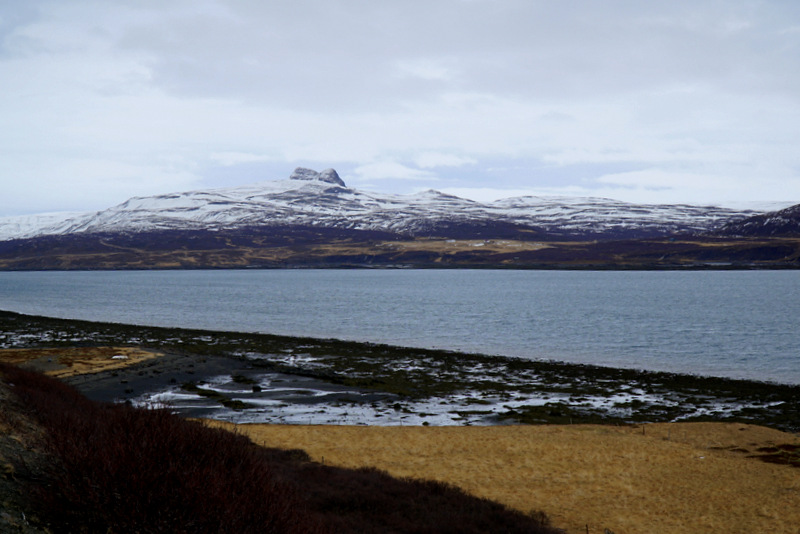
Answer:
(1, 310, 798, 431)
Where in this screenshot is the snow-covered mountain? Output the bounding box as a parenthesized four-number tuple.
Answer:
(714, 203, 800, 237)
(0, 168, 785, 242)
(0, 211, 88, 241)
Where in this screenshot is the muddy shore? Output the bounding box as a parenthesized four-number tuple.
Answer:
(2, 309, 799, 430)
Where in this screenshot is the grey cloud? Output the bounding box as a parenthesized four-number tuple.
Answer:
(8, 1, 800, 106)
(103, 1, 800, 109)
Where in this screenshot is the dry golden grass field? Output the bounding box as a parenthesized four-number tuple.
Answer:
(0, 346, 161, 378)
(211, 421, 800, 534)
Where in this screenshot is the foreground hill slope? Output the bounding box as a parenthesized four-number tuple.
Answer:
(0, 363, 559, 534)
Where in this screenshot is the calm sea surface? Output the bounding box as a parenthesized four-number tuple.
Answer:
(0, 269, 798, 384)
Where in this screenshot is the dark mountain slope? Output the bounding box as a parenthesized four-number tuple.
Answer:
(714, 203, 800, 237)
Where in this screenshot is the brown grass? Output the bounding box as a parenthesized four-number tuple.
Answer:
(213, 422, 800, 534)
(373, 239, 552, 254)
(0, 346, 161, 377)
(247, 239, 554, 262)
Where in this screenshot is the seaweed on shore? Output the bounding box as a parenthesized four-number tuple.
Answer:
(2, 310, 799, 432)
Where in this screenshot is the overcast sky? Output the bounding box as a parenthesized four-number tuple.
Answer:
(2, 0, 800, 216)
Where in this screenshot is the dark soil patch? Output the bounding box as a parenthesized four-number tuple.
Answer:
(750, 444, 800, 468)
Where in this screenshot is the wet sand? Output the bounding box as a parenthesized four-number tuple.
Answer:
(53, 349, 398, 420)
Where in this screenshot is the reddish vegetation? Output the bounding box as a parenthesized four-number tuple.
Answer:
(0, 363, 558, 534)
(2, 363, 320, 534)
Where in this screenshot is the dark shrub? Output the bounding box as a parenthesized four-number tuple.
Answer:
(0, 363, 323, 534)
(1, 363, 559, 534)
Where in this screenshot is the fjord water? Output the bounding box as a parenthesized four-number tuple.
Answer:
(0, 269, 798, 384)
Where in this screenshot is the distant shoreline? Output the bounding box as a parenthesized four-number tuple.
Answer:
(1, 233, 799, 271)
(2, 260, 800, 271)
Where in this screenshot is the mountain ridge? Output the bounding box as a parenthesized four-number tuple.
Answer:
(1, 167, 799, 270)
(1, 167, 786, 242)
(714, 204, 800, 237)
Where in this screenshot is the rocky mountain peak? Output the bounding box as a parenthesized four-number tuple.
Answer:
(289, 167, 346, 187)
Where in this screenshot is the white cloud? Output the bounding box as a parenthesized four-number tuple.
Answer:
(351, 162, 437, 183)
(210, 152, 272, 167)
(414, 152, 476, 169)
(394, 58, 457, 81)
(597, 169, 710, 190)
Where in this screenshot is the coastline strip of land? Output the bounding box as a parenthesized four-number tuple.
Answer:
(2, 310, 799, 533)
(2, 309, 799, 430)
